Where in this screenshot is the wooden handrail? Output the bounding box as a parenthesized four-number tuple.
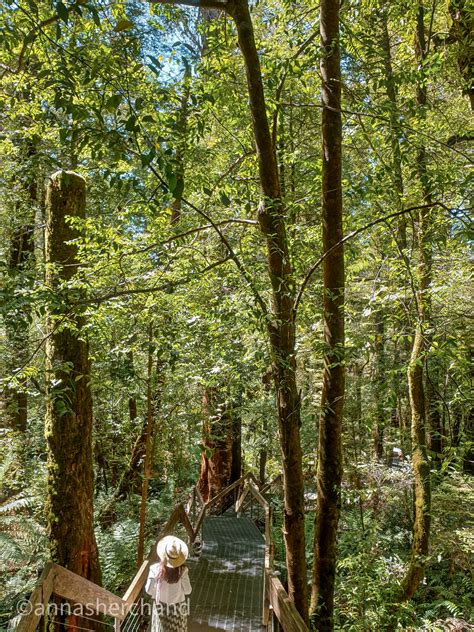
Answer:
(53, 565, 126, 618)
(266, 572, 309, 632)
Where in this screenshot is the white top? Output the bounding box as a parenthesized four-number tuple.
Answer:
(145, 564, 192, 604)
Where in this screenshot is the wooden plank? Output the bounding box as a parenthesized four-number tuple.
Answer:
(262, 570, 270, 626)
(267, 573, 309, 632)
(235, 485, 250, 513)
(178, 505, 196, 542)
(205, 474, 248, 509)
(247, 471, 260, 488)
(122, 560, 150, 609)
(247, 480, 269, 509)
(193, 504, 206, 537)
(52, 565, 126, 619)
(16, 563, 56, 632)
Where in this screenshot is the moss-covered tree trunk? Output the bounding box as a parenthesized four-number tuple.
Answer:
(3, 145, 37, 432)
(198, 387, 238, 506)
(372, 310, 386, 460)
(45, 171, 101, 584)
(310, 0, 345, 628)
(398, 2, 432, 601)
(137, 322, 157, 566)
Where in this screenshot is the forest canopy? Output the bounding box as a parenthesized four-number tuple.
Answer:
(0, 0, 473, 630)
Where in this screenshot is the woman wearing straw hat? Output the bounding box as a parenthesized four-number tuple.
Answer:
(145, 535, 192, 632)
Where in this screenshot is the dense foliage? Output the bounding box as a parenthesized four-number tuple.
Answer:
(1, 0, 472, 629)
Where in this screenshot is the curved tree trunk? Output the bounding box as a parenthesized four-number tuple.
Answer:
(45, 171, 101, 584)
(226, 0, 308, 619)
(398, 1, 432, 601)
(149, 0, 308, 619)
(310, 0, 345, 628)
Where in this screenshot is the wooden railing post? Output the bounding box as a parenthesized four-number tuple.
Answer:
(191, 487, 196, 525)
(16, 563, 55, 632)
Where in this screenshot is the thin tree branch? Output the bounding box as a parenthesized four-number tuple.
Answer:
(294, 203, 449, 315)
(149, 0, 228, 8)
(282, 102, 473, 161)
(147, 164, 270, 319)
(117, 218, 258, 261)
(2, 0, 87, 77)
(74, 255, 232, 305)
(271, 28, 320, 149)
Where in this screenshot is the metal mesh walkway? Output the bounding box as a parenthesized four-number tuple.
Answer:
(187, 513, 265, 631)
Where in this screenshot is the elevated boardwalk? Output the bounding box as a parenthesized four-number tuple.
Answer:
(14, 474, 308, 632)
(188, 513, 265, 631)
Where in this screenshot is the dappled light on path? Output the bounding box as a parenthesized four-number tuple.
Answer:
(187, 513, 265, 631)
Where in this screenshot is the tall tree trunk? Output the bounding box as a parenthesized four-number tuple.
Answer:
(98, 410, 147, 527)
(149, 0, 307, 618)
(310, 0, 345, 628)
(3, 144, 37, 431)
(137, 323, 156, 566)
(226, 0, 308, 618)
(379, 7, 407, 247)
(198, 387, 236, 505)
(448, 0, 474, 110)
(45, 171, 101, 584)
(398, 1, 432, 601)
(372, 310, 386, 460)
(171, 71, 191, 223)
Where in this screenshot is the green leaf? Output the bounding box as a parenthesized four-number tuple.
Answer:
(220, 192, 231, 207)
(125, 115, 137, 131)
(172, 178, 184, 199)
(114, 19, 134, 32)
(167, 173, 177, 193)
(56, 1, 69, 23)
(141, 149, 156, 168)
(105, 94, 122, 111)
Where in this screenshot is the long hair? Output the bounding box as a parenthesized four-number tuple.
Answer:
(157, 561, 185, 584)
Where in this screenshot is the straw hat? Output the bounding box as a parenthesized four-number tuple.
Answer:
(156, 536, 189, 568)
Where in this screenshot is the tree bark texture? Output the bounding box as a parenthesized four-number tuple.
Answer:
(448, 0, 474, 110)
(226, 0, 308, 619)
(44, 170, 101, 584)
(372, 310, 386, 460)
(3, 144, 37, 432)
(198, 387, 241, 508)
(398, 1, 432, 601)
(310, 0, 345, 629)
(137, 323, 156, 566)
